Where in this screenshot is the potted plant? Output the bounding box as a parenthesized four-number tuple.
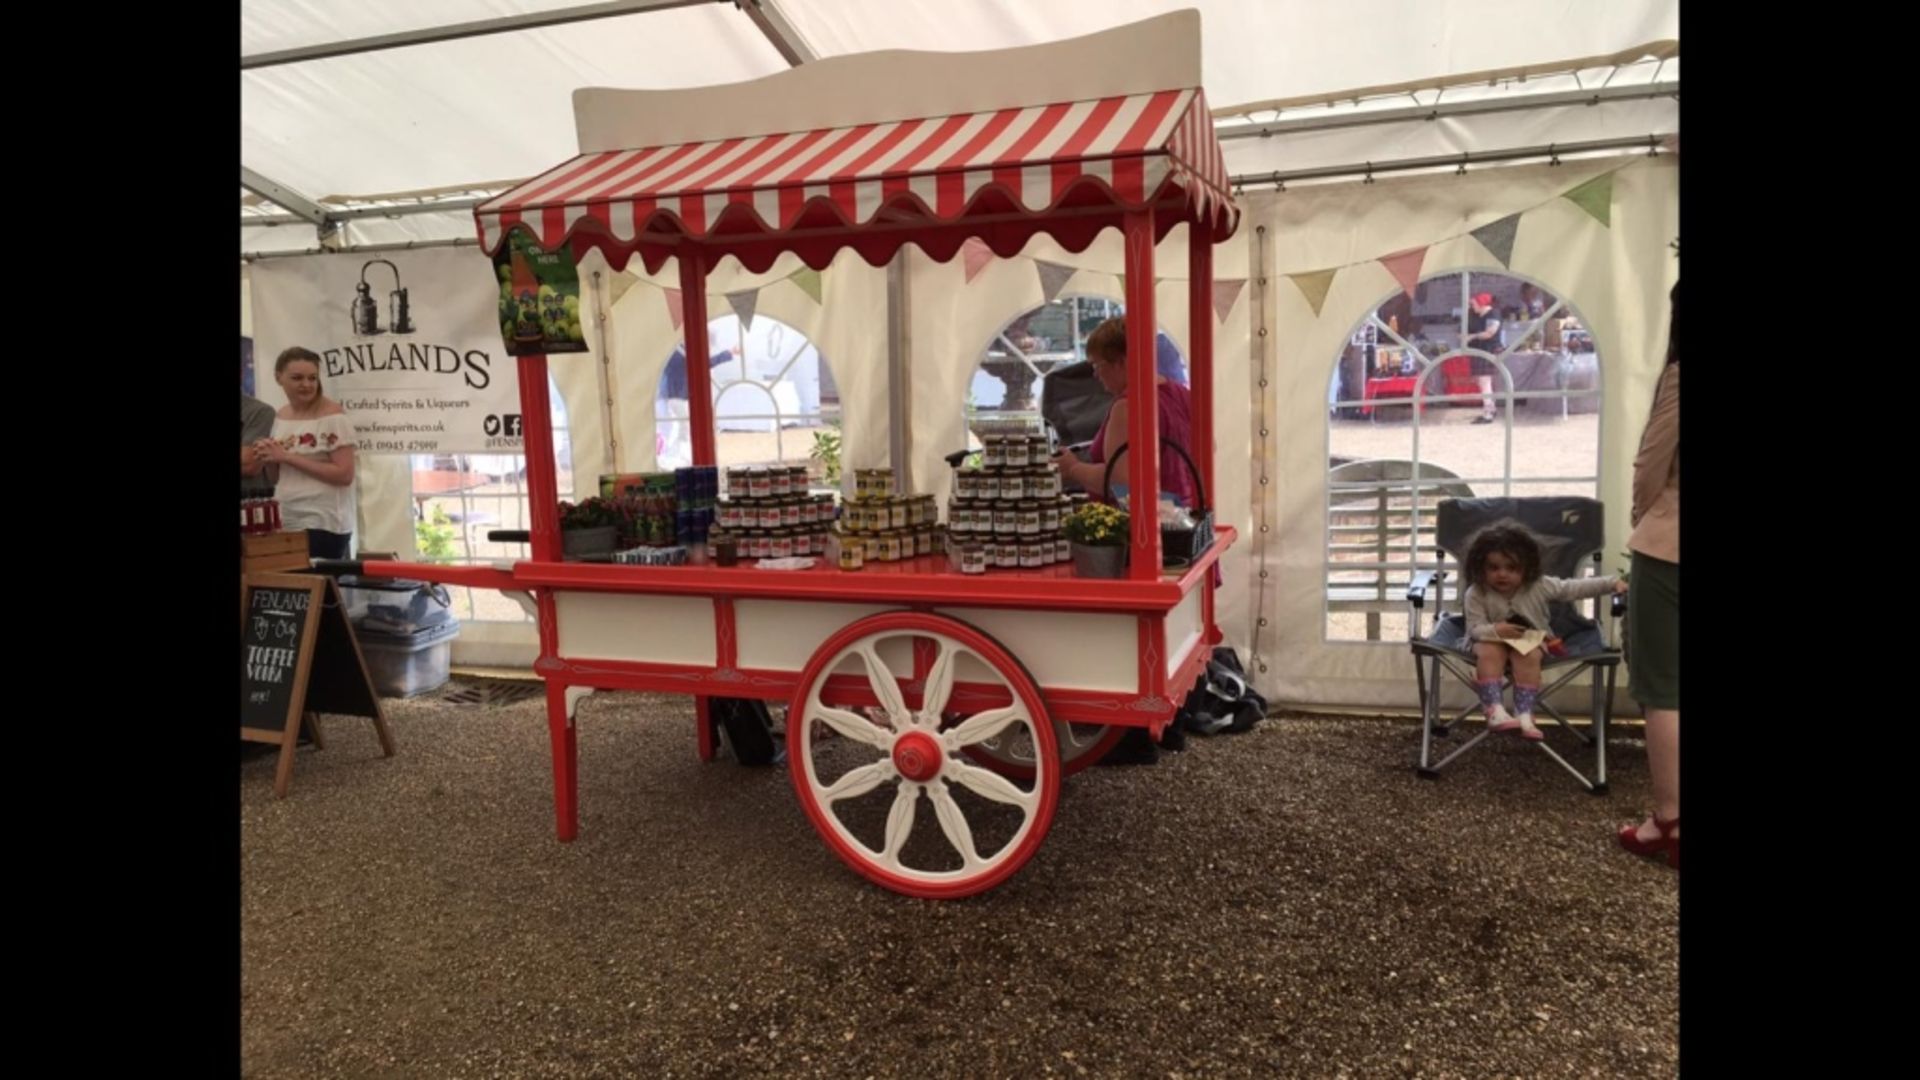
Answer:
(558, 496, 622, 560)
(1063, 503, 1129, 579)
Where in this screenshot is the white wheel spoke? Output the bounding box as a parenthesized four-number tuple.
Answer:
(820, 761, 891, 803)
(881, 784, 918, 864)
(946, 705, 1025, 749)
(811, 705, 893, 750)
(919, 639, 960, 721)
(947, 760, 1036, 810)
(928, 781, 982, 868)
(856, 644, 911, 730)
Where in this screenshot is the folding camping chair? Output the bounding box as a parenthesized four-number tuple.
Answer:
(1406, 496, 1626, 793)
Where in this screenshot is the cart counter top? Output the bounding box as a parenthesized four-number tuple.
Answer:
(362, 527, 1233, 615)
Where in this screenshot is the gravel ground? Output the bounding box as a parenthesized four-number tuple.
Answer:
(242, 689, 1677, 1079)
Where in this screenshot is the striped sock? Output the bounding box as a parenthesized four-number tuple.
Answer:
(1514, 684, 1540, 717)
(1477, 680, 1504, 716)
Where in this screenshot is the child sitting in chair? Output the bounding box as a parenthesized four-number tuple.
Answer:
(1462, 522, 1628, 740)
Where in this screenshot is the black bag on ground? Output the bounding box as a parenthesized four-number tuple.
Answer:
(713, 698, 781, 766)
(1173, 647, 1270, 736)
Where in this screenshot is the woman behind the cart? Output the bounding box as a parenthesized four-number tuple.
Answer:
(1052, 317, 1208, 765)
(1051, 316, 1199, 510)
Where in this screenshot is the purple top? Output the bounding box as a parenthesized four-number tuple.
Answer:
(1087, 380, 1199, 508)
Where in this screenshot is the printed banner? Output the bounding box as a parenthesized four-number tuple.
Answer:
(249, 247, 527, 454)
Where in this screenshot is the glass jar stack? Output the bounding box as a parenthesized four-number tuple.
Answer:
(945, 434, 1083, 574)
(710, 465, 835, 565)
(829, 467, 943, 571)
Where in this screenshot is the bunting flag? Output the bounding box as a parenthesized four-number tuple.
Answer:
(1259, 161, 1647, 320)
(961, 237, 994, 283)
(1379, 247, 1428, 299)
(1470, 214, 1522, 268)
(726, 289, 759, 333)
(1562, 173, 1614, 227)
(663, 287, 684, 332)
(1036, 260, 1077, 302)
(1212, 278, 1247, 322)
(790, 267, 824, 305)
(603, 269, 641, 310)
(1288, 270, 1337, 316)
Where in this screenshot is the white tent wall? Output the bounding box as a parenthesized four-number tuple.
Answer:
(778, 1, 1674, 115)
(1244, 156, 1677, 712)
(243, 2, 1676, 204)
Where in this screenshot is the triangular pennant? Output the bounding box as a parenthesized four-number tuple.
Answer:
(1036, 260, 1077, 302)
(1379, 247, 1427, 299)
(1212, 279, 1247, 322)
(663, 287, 684, 332)
(1563, 173, 1615, 227)
(790, 267, 824, 305)
(601, 269, 641, 310)
(1288, 270, 1337, 317)
(726, 289, 759, 332)
(961, 238, 993, 283)
(1469, 214, 1522, 268)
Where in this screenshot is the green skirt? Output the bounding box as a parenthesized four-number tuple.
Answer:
(1626, 552, 1679, 709)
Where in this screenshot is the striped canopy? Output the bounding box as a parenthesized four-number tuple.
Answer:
(475, 88, 1238, 273)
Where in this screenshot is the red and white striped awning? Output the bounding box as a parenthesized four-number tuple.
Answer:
(475, 88, 1237, 272)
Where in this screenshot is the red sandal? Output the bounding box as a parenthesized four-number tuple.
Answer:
(1618, 815, 1679, 870)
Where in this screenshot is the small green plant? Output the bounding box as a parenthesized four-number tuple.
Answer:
(1063, 503, 1129, 547)
(415, 505, 459, 562)
(810, 422, 843, 485)
(558, 496, 623, 530)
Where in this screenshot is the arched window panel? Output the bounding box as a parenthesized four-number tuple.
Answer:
(655, 314, 840, 481)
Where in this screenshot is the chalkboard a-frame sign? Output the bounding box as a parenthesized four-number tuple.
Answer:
(241, 572, 393, 797)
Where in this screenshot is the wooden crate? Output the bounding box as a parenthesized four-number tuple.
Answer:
(242, 531, 310, 574)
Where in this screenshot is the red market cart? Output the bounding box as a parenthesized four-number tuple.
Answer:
(350, 14, 1242, 899)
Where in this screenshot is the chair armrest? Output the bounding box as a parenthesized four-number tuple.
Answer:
(1407, 569, 1443, 608)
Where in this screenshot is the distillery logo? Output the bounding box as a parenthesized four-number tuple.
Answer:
(323, 255, 495, 391)
(349, 258, 417, 337)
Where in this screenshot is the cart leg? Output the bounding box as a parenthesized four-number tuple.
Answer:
(695, 696, 717, 762)
(546, 681, 579, 842)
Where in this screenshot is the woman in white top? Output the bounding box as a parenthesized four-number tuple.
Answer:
(254, 346, 358, 559)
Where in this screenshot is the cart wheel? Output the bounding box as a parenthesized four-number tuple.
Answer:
(787, 612, 1059, 899)
(957, 721, 1127, 780)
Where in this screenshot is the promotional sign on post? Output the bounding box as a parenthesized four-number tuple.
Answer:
(495, 230, 589, 357)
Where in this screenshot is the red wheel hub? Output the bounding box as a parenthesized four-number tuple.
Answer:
(891, 730, 944, 782)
